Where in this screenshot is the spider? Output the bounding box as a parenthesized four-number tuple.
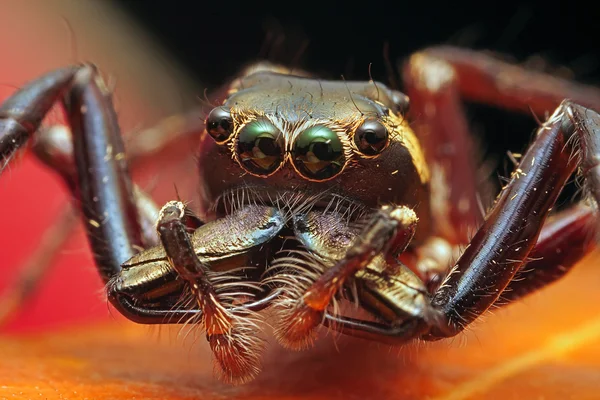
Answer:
(1, 46, 599, 385)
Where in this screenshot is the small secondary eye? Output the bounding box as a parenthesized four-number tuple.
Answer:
(354, 119, 389, 156)
(292, 125, 345, 181)
(236, 119, 284, 176)
(206, 107, 234, 143)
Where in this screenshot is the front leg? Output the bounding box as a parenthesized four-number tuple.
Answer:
(1, 66, 207, 316)
(323, 102, 600, 344)
(0, 67, 288, 382)
(402, 46, 600, 287)
(429, 101, 600, 338)
(1, 66, 145, 285)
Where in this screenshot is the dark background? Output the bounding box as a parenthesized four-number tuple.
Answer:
(114, 2, 600, 88)
(113, 1, 600, 202)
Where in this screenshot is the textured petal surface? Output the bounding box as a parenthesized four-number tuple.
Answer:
(2, 253, 600, 400)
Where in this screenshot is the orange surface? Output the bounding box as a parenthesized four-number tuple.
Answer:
(2, 253, 600, 399)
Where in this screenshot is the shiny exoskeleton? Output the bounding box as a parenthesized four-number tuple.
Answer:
(1, 47, 600, 384)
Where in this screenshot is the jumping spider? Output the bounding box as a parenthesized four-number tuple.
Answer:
(1, 46, 599, 384)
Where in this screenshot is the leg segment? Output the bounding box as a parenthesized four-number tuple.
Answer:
(428, 101, 599, 338)
(402, 45, 600, 272)
(500, 203, 596, 303)
(1, 66, 208, 326)
(407, 46, 600, 116)
(0, 67, 280, 327)
(403, 54, 482, 245)
(67, 66, 144, 281)
(324, 201, 598, 344)
(322, 102, 600, 344)
(0, 67, 80, 169)
(4, 67, 168, 319)
(0, 66, 159, 321)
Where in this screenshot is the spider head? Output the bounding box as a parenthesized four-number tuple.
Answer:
(198, 71, 431, 238)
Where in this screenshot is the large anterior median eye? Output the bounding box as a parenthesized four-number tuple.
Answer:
(292, 125, 345, 180)
(236, 119, 284, 176)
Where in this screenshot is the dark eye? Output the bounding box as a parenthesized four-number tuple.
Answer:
(292, 125, 345, 180)
(354, 119, 389, 156)
(206, 107, 233, 143)
(236, 119, 284, 176)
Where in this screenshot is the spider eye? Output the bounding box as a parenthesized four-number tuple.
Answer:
(236, 119, 284, 176)
(354, 119, 389, 156)
(292, 125, 345, 180)
(206, 107, 233, 143)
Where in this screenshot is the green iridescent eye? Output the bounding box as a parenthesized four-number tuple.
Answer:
(236, 119, 284, 176)
(292, 125, 345, 180)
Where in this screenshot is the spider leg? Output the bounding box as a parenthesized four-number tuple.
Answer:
(406, 46, 600, 117)
(0, 206, 78, 326)
(0, 67, 210, 326)
(323, 101, 600, 343)
(1, 66, 154, 320)
(323, 203, 597, 345)
(0, 67, 282, 329)
(401, 46, 600, 288)
(402, 51, 481, 246)
(0, 65, 157, 307)
(498, 197, 596, 303)
(427, 100, 599, 338)
(0, 69, 98, 326)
